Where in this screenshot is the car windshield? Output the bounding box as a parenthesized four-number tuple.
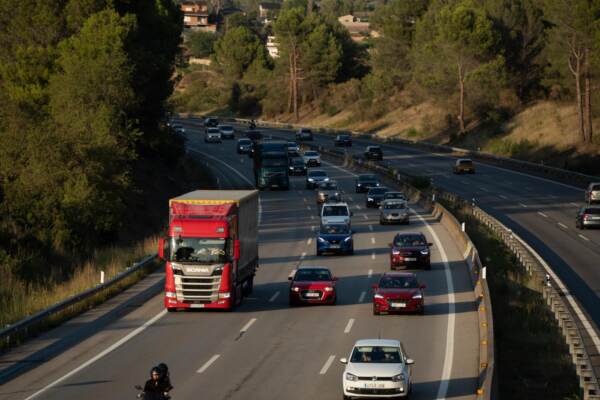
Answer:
(309, 171, 327, 177)
(207, 128, 219, 133)
(385, 192, 406, 200)
(350, 346, 402, 363)
(359, 175, 377, 182)
(321, 224, 349, 234)
(383, 202, 406, 210)
(459, 160, 473, 165)
(239, 139, 251, 145)
(368, 188, 388, 195)
(394, 235, 426, 247)
(319, 182, 337, 190)
(295, 269, 331, 281)
(291, 158, 304, 166)
(172, 238, 228, 264)
(323, 205, 348, 216)
(305, 151, 318, 156)
(379, 275, 419, 289)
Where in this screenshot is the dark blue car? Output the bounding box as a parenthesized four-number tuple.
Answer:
(317, 223, 353, 256)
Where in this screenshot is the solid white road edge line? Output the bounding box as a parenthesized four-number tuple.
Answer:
(344, 319, 355, 334)
(197, 354, 221, 374)
(319, 355, 336, 375)
(240, 318, 257, 333)
(412, 209, 455, 400)
(24, 309, 168, 400)
(269, 291, 280, 302)
(537, 212, 548, 218)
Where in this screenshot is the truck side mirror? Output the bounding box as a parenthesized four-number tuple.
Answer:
(234, 239, 241, 260)
(158, 238, 166, 260)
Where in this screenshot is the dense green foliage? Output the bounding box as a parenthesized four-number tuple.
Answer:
(0, 0, 182, 283)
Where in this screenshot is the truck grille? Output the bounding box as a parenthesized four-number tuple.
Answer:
(175, 275, 221, 302)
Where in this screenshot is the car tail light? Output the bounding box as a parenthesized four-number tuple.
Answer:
(584, 214, 591, 221)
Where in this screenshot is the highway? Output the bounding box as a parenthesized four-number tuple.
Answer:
(247, 124, 600, 332)
(0, 121, 480, 399)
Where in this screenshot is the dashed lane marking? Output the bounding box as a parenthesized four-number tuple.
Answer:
(558, 222, 568, 229)
(269, 291, 280, 302)
(319, 355, 336, 375)
(358, 291, 366, 303)
(537, 212, 548, 218)
(371, 237, 376, 244)
(344, 319, 355, 334)
(371, 253, 376, 260)
(307, 238, 312, 245)
(240, 318, 257, 333)
(579, 234, 590, 241)
(197, 354, 220, 374)
(368, 269, 373, 278)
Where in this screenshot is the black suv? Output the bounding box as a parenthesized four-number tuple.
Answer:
(390, 232, 432, 270)
(355, 174, 380, 193)
(204, 117, 219, 127)
(334, 134, 352, 147)
(366, 187, 389, 208)
(364, 146, 383, 160)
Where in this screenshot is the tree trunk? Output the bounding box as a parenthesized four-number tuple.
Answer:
(571, 55, 585, 143)
(292, 48, 299, 121)
(457, 63, 466, 134)
(287, 53, 293, 113)
(307, 0, 313, 15)
(584, 47, 593, 144)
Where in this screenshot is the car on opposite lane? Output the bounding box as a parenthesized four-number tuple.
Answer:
(288, 266, 337, 306)
(296, 128, 314, 141)
(340, 339, 414, 399)
(364, 145, 383, 161)
(453, 158, 475, 174)
(306, 169, 329, 189)
(585, 182, 600, 204)
(289, 157, 307, 175)
(372, 272, 425, 315)
(355, 174, 381, 193)
(237, 138, 252, 154)
(380, 199, 409, 225)
(316, 181, 341, 204)
(389, 233, 432, 270)
(303, 150, 321, 167)
(335, 134, 353, 147)
(576, 206, 600, 229)
(317, 223, 354, 256)
(366, 187, 390, 208)
(321, 202, 352, 227)
(218, 125, 235, 139)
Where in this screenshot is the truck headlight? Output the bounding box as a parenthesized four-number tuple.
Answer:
(166, 291, 177, 298)
(318, 237, 327, 243)
(218, 292, 231, 299)
(345, 372, 358, 381)
(392, 373, 405, 382)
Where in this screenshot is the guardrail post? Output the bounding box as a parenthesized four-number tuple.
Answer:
(100, 270, 105, 284)
(461, 222, 466, 232)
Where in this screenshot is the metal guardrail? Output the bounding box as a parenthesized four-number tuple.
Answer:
(0, 254, 157, 349)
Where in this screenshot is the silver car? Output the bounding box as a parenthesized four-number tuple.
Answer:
(316, 181, 341, 204)
(379, 199, 409, 225)
(218, 125, 235, 139)
(303, 150, 321, 167)
(585, 182, 600, 204)
(306, 169, 329, 189)
(341, 339, 413, 399)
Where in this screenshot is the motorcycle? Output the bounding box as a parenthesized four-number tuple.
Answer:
(134, 385, 171, 400)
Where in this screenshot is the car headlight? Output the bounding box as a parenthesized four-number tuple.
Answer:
(367, 197, 374, 201)
(324, 286, 334, 292)
(318, 237, 327, 243)
(291, 286, 300, 292)
(420, 249, 429, 255)
(334, 192, 340, 197)
(289, 166, 294, 170)
(344, 236, 352, 242)
(412, 293, 423, 299)
(323, 177, 329, 182)
(376, 183, 380, 186)
(392, 373, 405, 382)
(374, 293, 384, 299)
(308, 178, 315, 182)
(345, 372, 358, 381)
(392, 249, 400, 255)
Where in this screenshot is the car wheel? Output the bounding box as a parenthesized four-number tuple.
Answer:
(317, 250, 322, 256)
(404, 219, 410, 225)
(347, 248, 354, 255)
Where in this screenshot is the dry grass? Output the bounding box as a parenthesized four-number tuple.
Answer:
(0, 236, 158, 328)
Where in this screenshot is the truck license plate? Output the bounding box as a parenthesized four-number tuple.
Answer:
(190, 304, 205, 308)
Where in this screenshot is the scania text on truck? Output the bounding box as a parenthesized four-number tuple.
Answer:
(158, 190, 259, 311)
(253, 140, 290, 190)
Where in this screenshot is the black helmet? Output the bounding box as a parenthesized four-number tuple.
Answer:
(157, 363, 169, 376)
(150, 366, 161, 377)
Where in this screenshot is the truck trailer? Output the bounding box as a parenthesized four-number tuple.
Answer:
(159, 190, 259, 311)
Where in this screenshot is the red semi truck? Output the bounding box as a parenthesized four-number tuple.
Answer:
(158, 190, 259, 311)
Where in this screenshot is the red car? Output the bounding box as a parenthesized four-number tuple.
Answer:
(389, 232, 432, 270)
(372, 272, 425, 315)
(289, 267, 337, 306)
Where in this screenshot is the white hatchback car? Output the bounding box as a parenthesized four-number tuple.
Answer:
(341, 339, 413, 399)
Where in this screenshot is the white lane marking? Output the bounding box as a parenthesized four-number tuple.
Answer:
(240, 318, 257, 333)
(197, 354, 221, 374)
(411, 209, 455, 400)
(322, 160, 358, 177)
(304, 198, 308, 203)
(344, 319, 355, 334)
(371, 253, 376, 260)
(310, 215, 315, 220)
(558, 222, 568, 229)
(269, 291, 280, 302)
(368, 269, 373, 278)
(356, 204, 362, 210)
(347, 196, 354, 202)
(537, 212, 548, 218)
(319, 355, 336, 375)
(311, 225, 316, 232)
(307, 238, 313, 245)
(300, 252, 307, 259)
(368, 225, 374, 232)
(579, 234, 590, 242)
(358, 291, 366, 303)
(479, 187, 489, 192)
(571, 202, 580, 207)
(519, 203, 528, 208)
(363, 214, 369, 220)
(189, 149, 262, 225)
(23, 309, 168, 400)
(499, 195, 508, 200)
(307, 205, 312, 210)
(371, 237, 376, 244)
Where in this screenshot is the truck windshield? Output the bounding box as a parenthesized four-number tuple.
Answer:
(172, 238, 228, 264)
(261, 158, 288, 167)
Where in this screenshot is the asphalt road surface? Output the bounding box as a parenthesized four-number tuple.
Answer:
(0, 122, 479, 400)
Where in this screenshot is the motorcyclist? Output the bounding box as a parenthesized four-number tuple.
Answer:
(142, 367, 171, 399)
(157, 363, 173, 393)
